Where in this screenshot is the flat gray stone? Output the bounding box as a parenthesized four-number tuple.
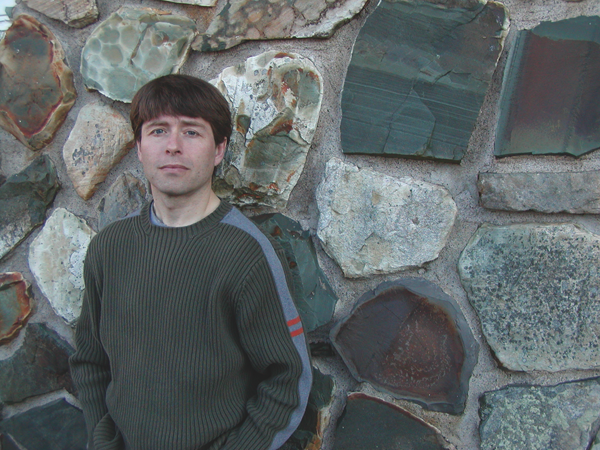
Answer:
(160, 0, 216, 5)
(316, 158, 457, 278)
(212, 51, 323, 209)
(478, 171, 600, 214)
(0, 155, 59, 260)
(97, 172, 147, 229)
(480, 377, 600, 450)
(0, 323, 75, 404)
(459, 223, 600, 372)
(21, 0, 99, 28)
(194, 0, 368, 51)
(63, 101, 134, 200)
(81, 7, 196, 103)
(29, 208, 95, 325)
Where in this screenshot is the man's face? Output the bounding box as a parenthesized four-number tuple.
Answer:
(137, 115, 227, 201)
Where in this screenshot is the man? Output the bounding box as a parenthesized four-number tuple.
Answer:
(70, 74, 312, 450)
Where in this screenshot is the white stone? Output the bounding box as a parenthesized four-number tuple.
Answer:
(29, 208, 96, 325)
(21, 0, 98, 28)
(212, 51, 323, 208)
(63, 101, 134, 200)
(316, 158, 457, 278)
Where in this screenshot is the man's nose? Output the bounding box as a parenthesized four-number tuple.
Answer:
(165, 133, 181, 154)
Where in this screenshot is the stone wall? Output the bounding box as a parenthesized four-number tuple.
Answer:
(1, 0, 600, 448)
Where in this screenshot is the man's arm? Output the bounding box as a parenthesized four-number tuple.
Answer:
(69, 242, 120, 449)
(223, 252, 312, 450)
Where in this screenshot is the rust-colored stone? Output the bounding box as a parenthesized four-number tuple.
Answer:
(331, 278, 479, 414)
(0, 272, 32, 344)
(0, 15, 76, 150)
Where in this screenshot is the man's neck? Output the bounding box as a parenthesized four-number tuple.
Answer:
(151, 190, 221, 227)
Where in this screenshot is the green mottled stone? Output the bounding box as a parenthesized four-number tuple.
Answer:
(341, 0, 508, 162)
(0, 398, 86, 450)
(480, 378, 600, 450)
(495, 16, 600, 157)
(252, 213, 337, 333)
(0, 155, 59, 260)
(0, 323, 75, 404)
(334, 393, 448, 449)
(80, 7, 196, 103)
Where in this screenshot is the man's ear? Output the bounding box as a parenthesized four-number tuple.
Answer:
(214, 138, 227, 166)
(136, 140, 142, 161)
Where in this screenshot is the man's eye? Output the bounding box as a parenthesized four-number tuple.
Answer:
(151, 129, 165, 135)
(185, 130, 198, 136)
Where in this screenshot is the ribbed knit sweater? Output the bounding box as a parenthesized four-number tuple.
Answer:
(70, 201, 312, 450)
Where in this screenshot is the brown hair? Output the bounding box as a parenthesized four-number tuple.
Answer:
(130, 74, 232, 146)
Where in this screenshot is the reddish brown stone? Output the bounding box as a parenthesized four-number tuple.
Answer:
(0, 272, 32, 344)
(331, 278, 479, 414)
(0, 15, 76, 150)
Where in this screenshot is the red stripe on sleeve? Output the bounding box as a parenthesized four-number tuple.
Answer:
(287, 316, 301, 327)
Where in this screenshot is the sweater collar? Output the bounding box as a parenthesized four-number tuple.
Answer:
(139, 200, 233, 237)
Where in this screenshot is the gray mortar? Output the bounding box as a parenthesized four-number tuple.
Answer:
(1, 0, 600, 449)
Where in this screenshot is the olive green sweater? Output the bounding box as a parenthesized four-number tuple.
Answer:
(70, 201, 311, 450)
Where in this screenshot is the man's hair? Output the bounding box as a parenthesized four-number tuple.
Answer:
(130, 74, 232, 146)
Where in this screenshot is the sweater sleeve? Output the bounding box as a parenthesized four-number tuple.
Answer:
(69, 239, 124, 450)
(222, 253, 312, 450)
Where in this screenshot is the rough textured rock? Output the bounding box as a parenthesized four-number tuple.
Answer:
(160, 0, 216, 5)
(81, 7, 196, 103)
(21, 0, 99, 28)
(480, 378, 600, 450)
(194, 0, 368, 51)
(29, 208, 96, 325)
(341, 0, 508, 162)
(212, 51, 323, 209)
(0, 14, 76, 150)
(495, 16, 600, 157)
(0, 323, 75, 404)
(0, 272, 32, 344)
(459, 223, 600, 372)
(0, 155, 60, 260)
(97, 172, 147, 229)
(0, 398, 86, 450)
(281, 367, 334, 450)
(478, 171, 600, 214)
(252, 213, 337, 333)
(63, 101, 135, 200)
(334, 393, 450, 450)
(316, 158, 457, 278)
(331, 278, 478, 414)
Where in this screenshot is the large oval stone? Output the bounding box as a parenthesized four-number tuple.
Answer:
(0, 15, 76, 150)
(63, 101, 134, 200)
(316, 158, 457, 278)
(97, 172, 147, 230)
(459, 223, 600, 372)
(29, 208, 95, 325)
(80, 7, 196, 103)
(212, 51, 323, 209)
(331, 278, 478, 414)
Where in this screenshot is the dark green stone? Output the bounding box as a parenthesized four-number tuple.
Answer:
(0, 399, 86, 450)
(0, 155, 59, 260)
(252, 213, 337, 332)
(341, 0, 507, 162)
(495, 16, 600, 157)
(0, 323, 75, 404)
(281, 367, 335, 450)
(333, 393, 448, 450)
